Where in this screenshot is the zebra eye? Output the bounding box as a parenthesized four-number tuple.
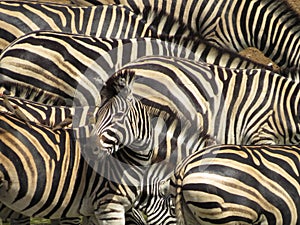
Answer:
(107, 145, 119, 155)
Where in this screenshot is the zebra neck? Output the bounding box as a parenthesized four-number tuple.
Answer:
(125, 125, 154, 152)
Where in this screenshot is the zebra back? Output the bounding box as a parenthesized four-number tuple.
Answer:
(0, 30, 270, 107)
(71, 0, 300, 70)
(120, 55, 300, 147)
(0, 0, 155, 51)
(0, 94, 97, 127)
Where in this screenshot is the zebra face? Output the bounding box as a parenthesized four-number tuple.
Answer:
(94, 95, 131, 154)
(93, 69, 153, 156)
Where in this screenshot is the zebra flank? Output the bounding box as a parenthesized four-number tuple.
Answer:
(121, 55, 300, 147)
(0, 95, 93, 225)
(0, 109, 147, 224)
(170, 144, 300, 225)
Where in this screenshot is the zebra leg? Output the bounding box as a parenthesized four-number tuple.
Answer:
(10, 217, 30, 225)
(96, 202, 126, 225)
(125, 209, 147, 225)
(82, 215, 141, 225)
(50, 217, 81, 225)
(0, 202, 30, 225)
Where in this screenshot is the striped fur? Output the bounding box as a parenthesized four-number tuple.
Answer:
(0, 95, 95, 225)
(74, 0, 300, 70)
(0, 94, 151, 224)
(170, 144, 300, 225)
(121, 55, 300, 147)
(94, 57, 300, 223)
(0, 108, 148, 224)
(0, 0, 154, 51)
(1, 53, 299, 224)
(0, 31, 268, 107)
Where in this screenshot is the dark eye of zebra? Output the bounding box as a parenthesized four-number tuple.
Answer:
(98, 130, 120, 155)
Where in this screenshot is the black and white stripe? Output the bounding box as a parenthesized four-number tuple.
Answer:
(0, 0, 154, 51)
(0, 101, 147, 224)
(0, 30, 268, 107)
(75, 0, 300, 71)
(169, 144, 300, 225)
(94, 56, 300, 223)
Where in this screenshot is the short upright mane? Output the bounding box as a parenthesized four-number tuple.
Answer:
(101, 69, 135, 103)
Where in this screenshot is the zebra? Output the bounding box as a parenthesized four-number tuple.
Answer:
(169, 144, 300, 225)
(0, 94, 151, 225)
(0, 94, 95, 225)
(89, 57, 300, 223)
(1, 47, 299, 221)
(2, 56, 299, 224)
(0, 72, 167, 224)
(0, 90, 155, 224)
(0, 94, 73, 127)
(133, 162, 177, 224)
(0, 30, 273, 107)
(117, 55, 300, 146)
(0, 0, 157, 52)
(72, 0, 300, 72)
(0, 25, 298, 225)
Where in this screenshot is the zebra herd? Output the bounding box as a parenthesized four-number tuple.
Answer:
(0, 0, 299, 224)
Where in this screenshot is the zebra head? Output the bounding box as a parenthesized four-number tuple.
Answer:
(93, 69, 153, 155)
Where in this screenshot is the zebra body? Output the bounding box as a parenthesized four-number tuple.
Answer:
(0, 0, 155, 51)
(74, 0, 300, 71)
(169, 144, 300, 225)
(0, 108, 149, 224)
(0, 94, 97, 128)
(1, 58, 299, 224)
(120, 55, 300, 148)
(0, 94, 151, 224)
(0, 31, 268, 107)
(0, 71, 169, 224)
(0, 95, 72, 127)
(1, 52, 299, 224)
(92, 57, 300, 223)
(0, 95, 94, 224)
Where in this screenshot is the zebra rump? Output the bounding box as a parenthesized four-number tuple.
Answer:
(169, 144, 300, 225)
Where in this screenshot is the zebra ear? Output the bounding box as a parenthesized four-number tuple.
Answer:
(101, 69, 136, 100)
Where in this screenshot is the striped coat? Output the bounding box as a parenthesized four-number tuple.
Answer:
(170, 144, 300, 225)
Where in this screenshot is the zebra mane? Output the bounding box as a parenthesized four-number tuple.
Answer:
(100, 69, 135, 105)
(160, 34, 271, 70)
(280, 66, 300, 82)
(0, 81, 68, 106)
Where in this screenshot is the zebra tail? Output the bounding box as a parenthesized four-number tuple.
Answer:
(173, 175, 185, 225)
